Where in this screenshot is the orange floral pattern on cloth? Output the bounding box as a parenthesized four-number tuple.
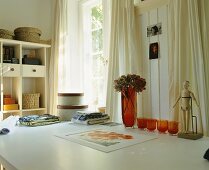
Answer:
(86, 130, 133, 140)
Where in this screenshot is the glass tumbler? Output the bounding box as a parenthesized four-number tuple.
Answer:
(146, 119, 157, 131)
(168, 121, 179, 135)
(157, 120, 168, 133)
(137, 118, 147, 129)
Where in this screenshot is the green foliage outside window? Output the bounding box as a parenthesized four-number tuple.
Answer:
(91, 5, 103, 30)
(89, 3, 107, 107)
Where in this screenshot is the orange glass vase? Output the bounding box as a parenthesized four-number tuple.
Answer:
(121, 87, 137, 127)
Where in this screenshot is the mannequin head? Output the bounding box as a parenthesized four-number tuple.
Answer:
(183, 80, 190, 89)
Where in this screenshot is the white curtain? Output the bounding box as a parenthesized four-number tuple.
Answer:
(198, 0, 209, 136)
(106, 0, 142, 122)
(168, 0, 209, 135)
(48, 0, 69, 114)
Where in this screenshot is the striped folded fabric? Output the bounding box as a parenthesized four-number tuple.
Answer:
(71, 111, 110, 125)
(18, 114, 60, 127)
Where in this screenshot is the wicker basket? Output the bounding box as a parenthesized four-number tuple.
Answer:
(0, 29, 14, 39)
(14, 27, 42, 43)
(22, 93, 40, 109)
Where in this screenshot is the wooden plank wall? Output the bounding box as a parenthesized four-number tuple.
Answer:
(136, 0, 170, 119)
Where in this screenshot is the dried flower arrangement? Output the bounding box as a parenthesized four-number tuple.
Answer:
(114, 74, 146, 93)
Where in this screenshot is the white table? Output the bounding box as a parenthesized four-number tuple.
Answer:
(0, 122, 208, 170)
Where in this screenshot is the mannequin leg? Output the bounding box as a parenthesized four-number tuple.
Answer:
(186, 110, 190, 132)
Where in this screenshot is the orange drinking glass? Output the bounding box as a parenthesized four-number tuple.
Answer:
(168, 121, 179, 135)
(137, 118, 147, 129)
(157, 120, 168, 133)
(146, 119, 157, 131)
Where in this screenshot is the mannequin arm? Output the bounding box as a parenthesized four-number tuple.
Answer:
(173, 95, 181, 108)
(190, 92, 200, 107)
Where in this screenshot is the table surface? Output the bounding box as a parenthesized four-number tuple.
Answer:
(0, 122, 208, 170)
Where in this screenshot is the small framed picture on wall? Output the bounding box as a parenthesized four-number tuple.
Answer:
(149, 42, 159, 60)
(147, 23, 162, 37)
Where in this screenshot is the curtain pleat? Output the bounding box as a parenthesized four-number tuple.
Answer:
(197, 0, 209, 136)
(48, 0, 69, 115)
(168, 0, 208, 135)
(106, 0, 142, 122)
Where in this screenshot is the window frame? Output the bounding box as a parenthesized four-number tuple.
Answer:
(80, 0, 107, 110)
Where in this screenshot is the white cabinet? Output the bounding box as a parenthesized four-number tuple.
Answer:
(0, 38, 50, 120)
(22, 65, 45, 77)
(2, 64, 20, 77)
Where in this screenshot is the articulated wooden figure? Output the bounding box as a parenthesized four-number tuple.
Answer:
(173, 81, 203, 140)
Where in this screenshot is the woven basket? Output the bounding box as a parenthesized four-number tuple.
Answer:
(0, 29, 14, 39)
(14, 27, 42, 43)
(22, 93, 40, 109)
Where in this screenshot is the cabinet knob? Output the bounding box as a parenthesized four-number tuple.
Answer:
(10, 68, 15, 71)
(32, 69, 36, 72)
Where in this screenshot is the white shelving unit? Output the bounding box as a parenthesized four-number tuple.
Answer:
(0, 38, 50, 120)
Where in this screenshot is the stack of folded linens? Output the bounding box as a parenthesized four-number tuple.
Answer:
(18, 114, 60, 127)
(71, 111, 110, 125)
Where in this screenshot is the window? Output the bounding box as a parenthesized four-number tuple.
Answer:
(81, 0, 108, 111)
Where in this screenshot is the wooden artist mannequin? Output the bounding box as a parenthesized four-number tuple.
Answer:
(173, 81, 199, 133)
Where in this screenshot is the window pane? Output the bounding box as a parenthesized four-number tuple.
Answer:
(82, 1, 107, 110)
(91, 5, 103, 29)
(91, 54, 107, 107)
(92, 54, 107, 77)
(92, 29, 103, 52)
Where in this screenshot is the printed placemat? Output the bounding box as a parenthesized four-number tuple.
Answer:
(55, 128, 157, 153)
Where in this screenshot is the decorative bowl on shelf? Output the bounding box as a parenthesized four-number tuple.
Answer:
(98, 107, 106, 113)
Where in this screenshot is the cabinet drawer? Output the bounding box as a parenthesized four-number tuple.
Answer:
(22, 65, 45, 77)
(2, 64, 20, 77)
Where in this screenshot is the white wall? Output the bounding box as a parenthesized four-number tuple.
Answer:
(0, 0, 53, 39)
(138, 3, 169, 120)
